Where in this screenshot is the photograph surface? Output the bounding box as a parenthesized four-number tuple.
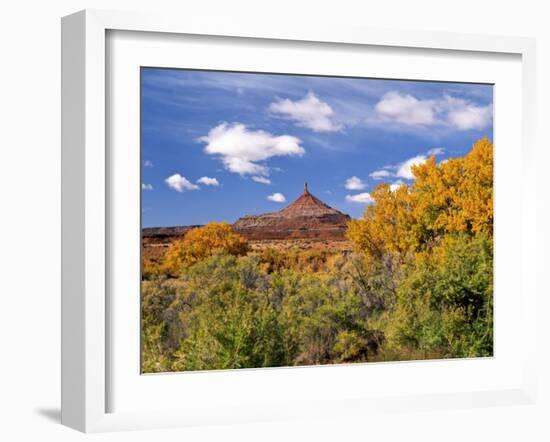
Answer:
(141, 68, 494, 373)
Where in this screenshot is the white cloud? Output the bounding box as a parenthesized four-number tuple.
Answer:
(389, 180, 405, 192)
(373, 91, 492, 131)
(165, 174, 199, 192)
(199, 123, 305, 179)
(346, 192, 374, 204)
(141, 183, 153, 191)
(143, 160, 154, 167)
(197, 176, 219, 186)
(252, 176, 271, 185)
(368, 146, 444, 182)
(396, 154, 428, 180)
(269, 93, 343, 132)
(427, 147, 445, 156)
(369, 169, 392, 180)
(443, 96, 493, 130)
(367, 146, 445, 183)
(375, 91, 436, 126)
(345, 176, 366, 190)
(267, 192, 286, 203)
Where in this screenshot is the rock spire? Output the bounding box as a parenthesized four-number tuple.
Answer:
(233, 183, 350, 240)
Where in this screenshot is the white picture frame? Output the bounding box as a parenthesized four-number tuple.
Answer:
(61, 9, 537, 433)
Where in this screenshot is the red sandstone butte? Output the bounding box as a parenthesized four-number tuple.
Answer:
(233, 183, 351, 240)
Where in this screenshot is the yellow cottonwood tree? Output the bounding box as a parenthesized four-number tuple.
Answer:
(347, 137, 493, 260)
(347, 183, 415, 260)
(411, 136, 493, 238)
(163, 222, 249, 275)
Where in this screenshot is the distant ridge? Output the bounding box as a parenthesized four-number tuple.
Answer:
(233, 183, 350, 240)
(142, 225, 201, 245)
(142, 184, 351, 242)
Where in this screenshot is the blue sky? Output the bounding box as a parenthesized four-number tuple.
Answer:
(141, 68, 493, 227)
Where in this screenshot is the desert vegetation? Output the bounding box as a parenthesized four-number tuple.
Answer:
(141, 137, 493, 373)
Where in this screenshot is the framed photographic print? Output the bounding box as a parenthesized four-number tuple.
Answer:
(61, 9, 537, 432)
(140, 67, 495, 374)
